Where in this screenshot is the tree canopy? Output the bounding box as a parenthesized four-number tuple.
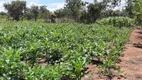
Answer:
(4, 0, 26, 21)
(133, 0, 142, 25)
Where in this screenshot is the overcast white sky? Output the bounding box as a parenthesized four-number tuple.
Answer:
(0, 0, 126, 12)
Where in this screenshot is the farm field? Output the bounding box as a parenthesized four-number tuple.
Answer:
(1, 0, 142, 79)
(0, 21, 133, 80)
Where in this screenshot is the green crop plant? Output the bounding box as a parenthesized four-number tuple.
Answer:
(0, 21, 132, 80)
(0, 47, 26, 80)
(96, 17, 135, 27)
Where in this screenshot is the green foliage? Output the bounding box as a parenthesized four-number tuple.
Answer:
(31, 5, 39, 21)
(0, 47, 26, 80)
(101, 10, 127, 18)
(125, 0, 134, 18)
(24, 8, 34, 20)
(4, 0, 26, 21)
(0, 22, 132, 79)
(89, 2, 104, 22)
(65, 0, 85, 21)
(133, 0, 142, 25)
(96, 17, 135, 27)
(54, 9, 66, 18)
(25, 65, 63, 80)
(102, 0, 121, 8)
(80, 2, 105, 23)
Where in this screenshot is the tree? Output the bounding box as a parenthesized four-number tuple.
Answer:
(50, 13, 56, 23)
(87, 2, 105, 23)
(54, 9, 66, 18)
(24, 8, 33, 20)
(125, 0, 134, 18)
(31, 5, 39, 21)
(80, 10, 88, 23)
(79, 0, 121, 23)
(102, 0, 121, 9)
(65, 0, 85, 21)
(39, 5, 50, 19)
(0, 12, 6, 16)
(0, 11, 7, 20)
(79, 1, 105, 23)
(133, 0, 142, 25)
(4, 0, 26, 21)
(39, 6, 47, 14)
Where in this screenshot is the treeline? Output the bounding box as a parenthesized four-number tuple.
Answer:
(0, 0, 141, 24)
(1, 1, 54, 22)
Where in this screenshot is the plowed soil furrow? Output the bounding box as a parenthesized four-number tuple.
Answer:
(117, 28, 142, 80)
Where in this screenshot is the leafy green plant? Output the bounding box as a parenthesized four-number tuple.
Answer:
(0, 21, 132, 79)
(69, 51, 89, 80)
(96, 17, 135, 27)
(0, 47, 26, 80)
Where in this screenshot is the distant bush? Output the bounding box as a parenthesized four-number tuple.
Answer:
(96, 17, 135, 27)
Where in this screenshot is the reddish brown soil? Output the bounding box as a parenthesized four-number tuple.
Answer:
(82, 64, 109, 80)
(82, 28, 142, 80)
(117, 28, 142, 80)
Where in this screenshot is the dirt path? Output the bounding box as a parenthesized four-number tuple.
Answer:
(82, 28, 142, 80)
(117, 28, 142, 80)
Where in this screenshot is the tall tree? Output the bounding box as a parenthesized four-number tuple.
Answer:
(4, 0, 26, 21)
(102, 0, 121, 8)
(31, 5, 39, 21)
(125, 0, 134, 18)
(133, 0, 142, 25)
(39, 5, 50, 19)
(24, 8, 33, 20)
(87, 2, 105, 23)
(65, 0, 85, 21)
(39, 5, 53, 22)
(54, 9, 66, 18)
(79, 1, 105, 23)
